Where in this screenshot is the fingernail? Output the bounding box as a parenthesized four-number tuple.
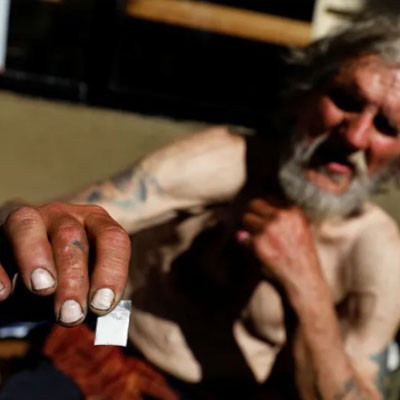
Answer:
(236, 230, 250, 244)
(31, 268, 55, 291)
(91, 288, 115, 311)
(60, 300, 84, 324)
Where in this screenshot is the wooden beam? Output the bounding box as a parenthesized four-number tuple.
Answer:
(126, 0, 311, 47)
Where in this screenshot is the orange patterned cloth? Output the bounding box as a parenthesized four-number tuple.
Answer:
(43, 324, 179, 400)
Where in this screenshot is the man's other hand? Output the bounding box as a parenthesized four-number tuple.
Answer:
(239, 198, 323, 290)
(0, 202, 131, 326)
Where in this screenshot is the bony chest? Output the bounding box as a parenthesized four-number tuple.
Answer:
(240, 224, 353, 344)
(240, 280, 287, 347)
(311, 221, 357, 303)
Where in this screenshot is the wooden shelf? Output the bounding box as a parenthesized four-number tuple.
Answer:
(126, 0, 311, 47)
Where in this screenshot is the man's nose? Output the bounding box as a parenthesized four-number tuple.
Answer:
(340, 109, 375, 149)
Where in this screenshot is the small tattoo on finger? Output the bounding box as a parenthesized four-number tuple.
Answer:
(72, 240, 84, 251)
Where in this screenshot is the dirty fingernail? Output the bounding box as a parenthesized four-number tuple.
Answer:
(60, 300, 84, 324)
(31, 268, 55, 291)
(91, 288, 115, 311)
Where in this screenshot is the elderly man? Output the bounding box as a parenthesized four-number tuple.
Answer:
(1, 14, 400, 400)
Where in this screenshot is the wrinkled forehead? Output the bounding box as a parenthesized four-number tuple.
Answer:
(331, 55, 400, 103)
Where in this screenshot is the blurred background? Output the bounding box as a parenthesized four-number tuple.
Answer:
(1, 0, 400, 397)
(0, 0, 400, 216)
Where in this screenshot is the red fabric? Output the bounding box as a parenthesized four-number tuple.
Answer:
(43, 324, 179, 400)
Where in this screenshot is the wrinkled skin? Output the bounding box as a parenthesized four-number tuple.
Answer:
(236, 55, 400, 399)
(241, 198, 322, 289)
(0, 202, 130, 325)
(1, 54, 400, 399)
(243, 55, 400, 291)
(294, 55, 400, 194)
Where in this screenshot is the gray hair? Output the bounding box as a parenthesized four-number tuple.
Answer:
(284, 14, 400, 98)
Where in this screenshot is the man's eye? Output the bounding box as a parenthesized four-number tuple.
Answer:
(328, 89, 363, 112)
(374, 114, 399, 137)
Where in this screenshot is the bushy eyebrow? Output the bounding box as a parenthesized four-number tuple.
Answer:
(326, 86, 364, 112)
(326, 81, 400, 136)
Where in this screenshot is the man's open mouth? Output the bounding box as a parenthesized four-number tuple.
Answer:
(307, 141, 355, 174)
(300, 135, 366, 192)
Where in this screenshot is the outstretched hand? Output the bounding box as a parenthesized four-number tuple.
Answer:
(0, 202, 131, 326)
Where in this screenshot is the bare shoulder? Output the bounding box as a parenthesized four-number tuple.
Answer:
(338, 203, 400, 379)
(355, 202, 400, 244)
(349, 202, 400, 292)
(338, 203, 400, 351)
(140, 126, 247, 202)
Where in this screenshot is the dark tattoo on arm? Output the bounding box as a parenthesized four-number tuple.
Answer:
(87, 190, 103, 203)
(113, 167, 134, 190)
(111, 171, 162, 208)
(370, 347, 390, 396)
(331, 348, 390, 400)
(334, 379, 367, 400)
(84, 167, 162, 210)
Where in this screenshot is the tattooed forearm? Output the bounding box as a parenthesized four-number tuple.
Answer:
(334, 379, 367, 400)
(78, 166, 163, 210)
(312, 349, 389, 400)
(370, 347, 390, 396)
(86, 190, 103, 203)
(112, 167, 135, 191)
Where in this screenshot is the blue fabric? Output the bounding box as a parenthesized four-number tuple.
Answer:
(0, 358, 83, 400)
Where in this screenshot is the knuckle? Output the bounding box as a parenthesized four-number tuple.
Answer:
(39, 201, 66, 215)
(41, 202, 108, 220)
(62, 264, 85, 280)
(60, 274, 86, 291)
(59, 243, 79, 261)
(45, 201, 66, 210)
(6, 206, 40, 228)
(98, 226, 131, 250)
(56, 225, 84, 244)
(58, 258, 86, 278)
(88, 205, 108, 216)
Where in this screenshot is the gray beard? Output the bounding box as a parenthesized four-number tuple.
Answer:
(278, 135, 379, 221)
